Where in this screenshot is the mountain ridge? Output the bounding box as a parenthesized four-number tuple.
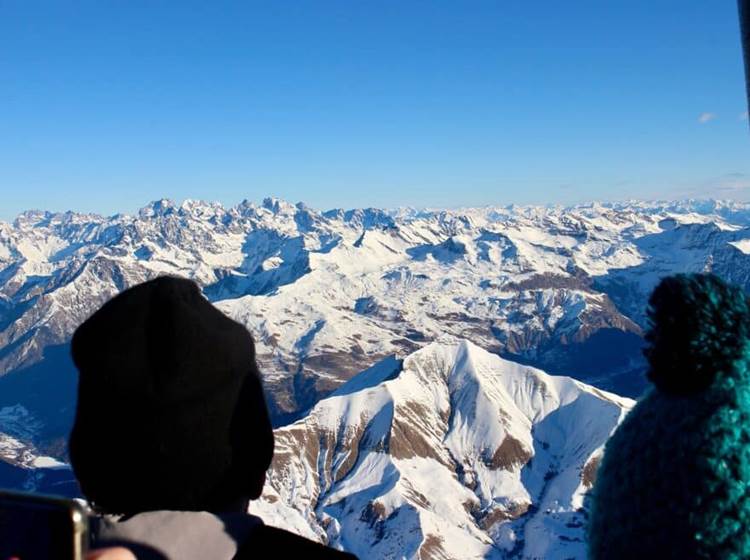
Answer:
(250, 340, 633, 559)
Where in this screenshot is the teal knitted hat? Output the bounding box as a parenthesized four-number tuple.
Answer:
(588, 273, 750, 560)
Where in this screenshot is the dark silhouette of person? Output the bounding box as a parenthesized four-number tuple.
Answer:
(69, 276, 357, 559)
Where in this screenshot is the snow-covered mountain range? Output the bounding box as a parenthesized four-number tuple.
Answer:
(2, 197, 750, 557)
(3, 198, 750, 426)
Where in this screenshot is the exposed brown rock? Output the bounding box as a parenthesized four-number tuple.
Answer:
(426, 311, 484, 324)
(479, 502, 530, 530)
(334, 424, 365, 482)
(372, 501, 386, 519)
(419, 534, 449, 560)
(359, 500, 387, 524)
(404, 487, 431, 510)
(303, 351, 387, 380)
(506, 273, 593, 293)
(391, 338, 422, 355)
(271, 426, 320, 474)
(582, 454, 601, 488)
(488, 434, 532, 470)
(437, 405, 450, 426)
(389, 402, 445, 464)
(462, 499, 480, 515)
(321, 430, 336, 485)
(390, 420, 441, 462)
(263, 332, 280, 346)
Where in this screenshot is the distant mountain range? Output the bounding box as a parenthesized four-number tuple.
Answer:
(2, 197, 750, 557)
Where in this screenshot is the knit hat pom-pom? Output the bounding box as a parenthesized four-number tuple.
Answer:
(644, 273, 750, 395)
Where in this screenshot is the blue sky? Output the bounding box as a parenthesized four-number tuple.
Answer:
(1, 1, 748, 220)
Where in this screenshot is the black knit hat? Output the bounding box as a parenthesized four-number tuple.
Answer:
(69, 276, 274, 514)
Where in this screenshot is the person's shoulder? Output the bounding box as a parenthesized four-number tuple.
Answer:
(234, 524, 358, 559)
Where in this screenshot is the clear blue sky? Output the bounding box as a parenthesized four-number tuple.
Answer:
(1, 1, 749, 220)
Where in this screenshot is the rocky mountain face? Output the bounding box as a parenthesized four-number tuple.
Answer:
(249, 341, 633, 559)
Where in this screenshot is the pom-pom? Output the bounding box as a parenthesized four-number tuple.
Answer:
(644, 274, 750, 394)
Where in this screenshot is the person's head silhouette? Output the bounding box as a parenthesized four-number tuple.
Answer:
(588, 274, 750, 559)
(69, 276, 274, 514)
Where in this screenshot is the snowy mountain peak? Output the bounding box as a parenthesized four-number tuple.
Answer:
(138, 198, 177, 218)
(12, 209, 56, 229)
(262, 197, 297, 215)
(251, 341, 632, 559)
